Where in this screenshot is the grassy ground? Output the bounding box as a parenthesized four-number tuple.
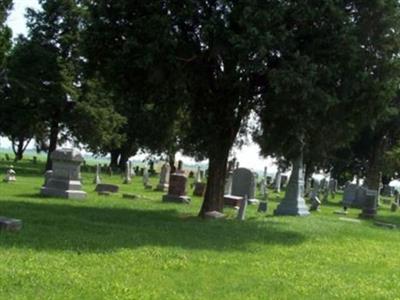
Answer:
(0, 158, 400, 299)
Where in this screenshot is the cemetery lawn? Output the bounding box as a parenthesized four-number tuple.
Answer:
(1, 158, 400, 299)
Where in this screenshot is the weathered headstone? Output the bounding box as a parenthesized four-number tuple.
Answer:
(0, 217, 22, 232)
(40, 148, 87, 199)
(162, 174, 191, 204)
(260, 178, 268, 200)
(143, 168, 152, 189)
(193, 182, 206, 197)
(95, 183, 119, 193)
(225, 168, 259, 205)
(3, 166, 16, 182)
(310, 196, 321, 211)
(359, 189, 378, 219)
(274, 170, 282, 193)
(224, 171, 233, 195)
(237, 195, 248, 221)
(328, 178, 338, 199)
(155, 162, 170, 192)
(195, 166, 202, 183)
(274, 153, 310, 216)
(342, 183, 359, 207)
(93, 163, 101, 184)
(123, 161, 132, 184)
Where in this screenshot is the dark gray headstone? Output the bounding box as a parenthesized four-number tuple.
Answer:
(95, 184, 119, 193)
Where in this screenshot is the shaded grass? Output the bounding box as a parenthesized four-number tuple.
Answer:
(0, 159, 400, 299)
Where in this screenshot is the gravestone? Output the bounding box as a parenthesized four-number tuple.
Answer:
(237, 195, 248, 221)
(0, 217, 22, 232)
(95, 183, 119, 193)
(193, 182, 206, 197)
(41, 173, 51, 190)
(260, 178, 268, 200)
(343, 184, 367, 209)
(40, 148, 87, 199)
(155, 162, 170, 192)
(275, 170, 282, 193)
(310, 197, 321, 211)
(123, 161, 132, 184)
(274, 153, 310, 216)
(359, 189, 378, 219)
(143, 168, 152, 189)
(328, 178, 338, 199)
(195, 166, 202, 183)
(225, 168, 259, 205)
(162, 174, 191, 204)
(224, 171, 233, 195)
(3, 166, 16, 182)
(342, 184, 359, 207)
(93, 163, 101, 184)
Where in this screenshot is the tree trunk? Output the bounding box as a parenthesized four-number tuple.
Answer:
(365, 137, 387, 191)
(45, 120, 60, 171)
(110, 149, 120, 170)
(168, 152, 176, 174)
(199, 146, 230, 217)
(118, 149, 130, 171)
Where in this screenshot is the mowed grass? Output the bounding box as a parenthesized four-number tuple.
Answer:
(0, 157, 400, 299)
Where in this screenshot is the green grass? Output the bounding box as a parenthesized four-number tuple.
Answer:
(1, 159, 400, 299)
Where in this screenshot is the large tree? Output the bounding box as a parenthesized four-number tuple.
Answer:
(0, 0, 12, 68)
(0, 0, 12, 101)
(25, 0, 82, 170)
(169, 1, 283, 216)
(82, 1, 187, 171)
(0, 36, 47, 160)
(255, 1, 400, 207)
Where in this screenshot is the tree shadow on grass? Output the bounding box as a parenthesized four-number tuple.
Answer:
(0, 200, 306, 253)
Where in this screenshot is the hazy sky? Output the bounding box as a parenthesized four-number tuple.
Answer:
(7, 0, 40, 38)
(4, 0, 275, 172)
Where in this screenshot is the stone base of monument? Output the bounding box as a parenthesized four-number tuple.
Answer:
(162, 194, 191, 204)
(0, 217, 22, 232)
(155, 184, 169, 192)
(41, 180, 87, 200)
(224, 195, 243, 207)
(274, 204, 310, 216)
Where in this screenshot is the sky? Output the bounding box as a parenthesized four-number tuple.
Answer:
(3, 0, 277, 173)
